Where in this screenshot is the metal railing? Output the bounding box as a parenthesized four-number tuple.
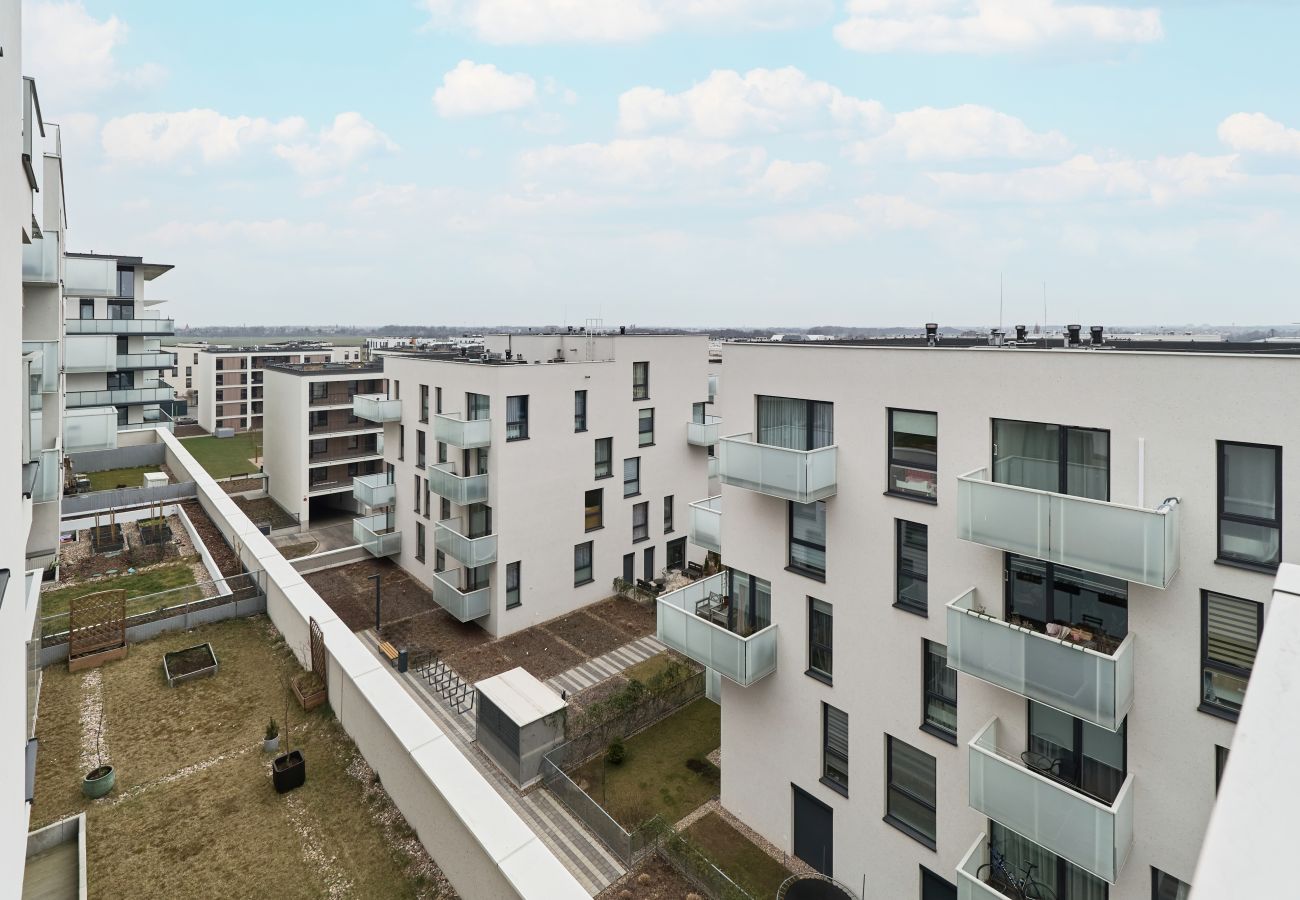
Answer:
(430, 569, 490, 621)
(66, 384, 173, 407)
(433, 412, 492, 448)
(353, 472, 396, 508)
(428, 462, 489, 506)
(353, 393, 402, 422)
(354, 514, 400, 556)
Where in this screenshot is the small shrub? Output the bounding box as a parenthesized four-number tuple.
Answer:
(606, 738, 626, 766)
(637, 873, 652, 885)
(264, 718, 279, 740)
(685, 756, 720, 784)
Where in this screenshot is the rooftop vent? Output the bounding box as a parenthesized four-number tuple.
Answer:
(619, 326, 626, 335)
(925, 323, 939, 347)
(1090, 326, 1104, 346)
(1015, 325, 1028, 342)
(1066, 324, 1082, 347)
(988, 329, 1006, 347)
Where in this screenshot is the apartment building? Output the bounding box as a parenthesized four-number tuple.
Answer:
(262, 362, 388, 526)
(656, 334, 1292, 900)
(171, 341, 352, 432)
(356, 332, 712, 638)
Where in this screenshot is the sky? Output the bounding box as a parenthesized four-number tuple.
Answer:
(19, 0, 1300, 329)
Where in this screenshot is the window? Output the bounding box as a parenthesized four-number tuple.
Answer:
(1217, 441, 1282, 569)
(585, 489, 603, 531)
(116, 267, 134, 298)
(807, 598, 833, 683)
(434, 550, 445, 573)
(398, 425, 404, 461)
(416, 430, 426, 468)
(990, 823, 1108, 900)
(885, 736, 936, 847)
(821, 704, 849, 795)
(922, 641, 957, 743)
(632, 361, 649, 400)
(1152, 870, 1191, 900)
(992, 418, 1110, 500)
(664, 496, 674, 533)
(789, 501, 827, 579)
(595, 438, 613, 479)
(467, 392, 489, 420)
(1006, 555, 1129, 643)
(624, 457, 640, 497)
(920, 868, 956, 900)
(441, 497, 451, 519)
(79, 299, 95, 319)
(423, 479, 430, 519)
(1215, 745, 1229, 792)
(638, 408, 655, 446)
(413, 475, 421, 512)
(1029, 702, 1126, 803)
(574, 390, 587, 432)
(574, 542, 594, 586)
(1201, 590, 1263, 720)
(888, 409, 938, 500)
(632, 502, 649, 542)
(434, 386, 442, 414)
(415, 522, 426, 562)
(756, 395, 833, 450)
(507, 395, 529, 440)
(420, 385, 429, 423)
(506, 562, 521, 609)
(895, 520, 928, 616)
(392, 380, 400, 400)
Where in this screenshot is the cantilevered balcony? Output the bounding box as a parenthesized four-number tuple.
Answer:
(435, 519, 498, 568)
(353, 393, 401, 423)
(63, 407, 117, 452)
(353, 473, 395, 509)
(708, 456, 719, 479)
(688, 496, 721, 554)
(21, 232, 58, 285)
(66, 385, 173, 408)
(946, 588, 1133, 732)
(717, 433, 837, 503)
(63, 256, 116, 296)
(968, 717, 1134, 883)
(433, 412, 491, 449)
(66, 317, 175, 336)
(116, 352, 176, 370)
(429, 463, 488, 506)
(656, 572, 777, 686)
(432, 569, 490, 622)
(32, 448, 61, 504)
(687, 415, 721, 447)
(63, 336, 116, 373)
(956, 467, 1180, 588)
(353, 514, 400, 557)
(22, 341, 59, 393)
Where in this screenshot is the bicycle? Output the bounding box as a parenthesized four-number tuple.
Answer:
(975, 841, 1058, 900)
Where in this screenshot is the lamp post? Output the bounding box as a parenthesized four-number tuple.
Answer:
(369, 573, 382, 633)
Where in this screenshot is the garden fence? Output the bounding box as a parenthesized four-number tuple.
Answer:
(564, 668, 705, 763)
(644, 817, 757, 900)
(539, 744, 650, 867)
(62, 481, 197, 515)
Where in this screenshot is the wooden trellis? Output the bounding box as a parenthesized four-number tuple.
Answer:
(68, 589, 128, 672)
(309, 617, 326, 684)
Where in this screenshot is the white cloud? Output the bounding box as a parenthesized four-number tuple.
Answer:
(834, 0, 1162, 54)
(272, 112, 397, 177)
(22, 1, 165, 108)
(144, 219, 340, 245)
(619, 67, 884, 139)
(855, 193, 951, 229)
(753, 160, 829, 197)
(520, 136, 767, 190)
(752, 209, 865, 242)
(433, 60, 538, 117)
(421, 0, 827, 44)
(1218, 113, 1300, 157)
(851, 104, 1070, 161)
(753, 193, 950, 241)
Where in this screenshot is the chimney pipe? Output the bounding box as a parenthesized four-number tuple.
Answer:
(1090, 326, 1104, 346)
(1015, 324, 1028, 342)
(925, 323, 939, 347)
(1066, 324, 1082, 347)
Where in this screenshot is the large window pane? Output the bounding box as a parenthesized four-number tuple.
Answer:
(1218, 442, 1281, 567)
(885, 737, 936, 845)
(757, 396, 833, 450)
(822, 704, 849, 793)
(1202, 591, 1262, 718)
(889, 409, 938, 499)
(808, 599, 832, 681)
(993, 419, 1060, 492)
(895, 520, 928, 615)
(923, 641, 956, 737)
(790, 501, 827, 577)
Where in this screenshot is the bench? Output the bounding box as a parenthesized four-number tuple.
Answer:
(636, 578, 661, 596)
(378, 641, 399, 664)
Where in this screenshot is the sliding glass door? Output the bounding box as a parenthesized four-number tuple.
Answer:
(993, 419, 1109, 500)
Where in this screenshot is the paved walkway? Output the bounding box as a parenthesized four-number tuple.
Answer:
(357, 630, 624, 895)
(546, 635, 666, 697)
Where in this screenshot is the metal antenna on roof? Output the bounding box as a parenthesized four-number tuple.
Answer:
(1042, 282, 1048, 339)
(999, 272, 1004, 332)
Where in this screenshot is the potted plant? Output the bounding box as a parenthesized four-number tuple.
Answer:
(263, 718, 280, 753)
(82, 688, 114, 799)
(291, 671, 327, 711)
(271, 673, 306, 793)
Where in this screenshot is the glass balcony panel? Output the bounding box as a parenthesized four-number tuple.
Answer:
(429, 463, 489, 506)
(688, 496, 722, 554)
(946, 589, 1133, 731)
(65, 317, 175, 335)
(655, 572, 777, 686)
(431, 569, 491, 622)
(32, 448, 61, 503)
(66, 385, 173, 407)
(22, 341, 59, 393)
(352, 393, 402, 422)
(63, 257, 117, 297)
(956, 835, 1008, 900)
(434, 412, 492, 449)
(116, 352, 176, 370)
(687, 415, 721, 446)
(968, 717, 1134, 883)
(22, 233, 58, 285)
(708, 456, 719, 479)
(353, 514, 400, 557)
(717, 432, 837, 503)
(352, 473, 395, 508)
(63, 407, 117, 452)
(435, 519, 498, 567)
(64, 335, 117, 373)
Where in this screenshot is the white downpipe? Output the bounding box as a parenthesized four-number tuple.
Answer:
(1137, 438, 1146, 507)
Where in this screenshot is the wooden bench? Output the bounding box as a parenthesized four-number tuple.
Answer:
(378, 641, 399, 665)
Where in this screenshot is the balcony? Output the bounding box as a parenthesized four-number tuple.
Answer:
(687, 415, 721, 447)
(116, 352, 176, 370)
(22, 341, 59, 393)
(353, 514, 400, 557)
(22, 232, 58, 285)
(66, 385, 173, 408)
(118, 409, 174, 434)
(656, 572, 777, 686)
(308, 478, 354, 495)
(429, 462, 489, 506)
(308, 438, 383, 466)
(968, 717, 1134, 883)
(66, 317, 175, 336)
(708, 455, 719, 479)
(435, 519, 498, 567)
(688, 496, 721, 554)
(432, 569, 491, 622)
(353, 473, 395, 509)
(946, 589, 1133, 732)
(63, 407, 117, 452)
(434, 412, 491, 449)
(63, 335, 116, 373)
(956, 467, 1180, 589)
(308, 418, 382, 437)
(32, 448, 61, 504)
(717, 433, 837, 503)
(63, 256, 116, 297)
(308, 391, 357, 408)
(353, 393, 401, 423)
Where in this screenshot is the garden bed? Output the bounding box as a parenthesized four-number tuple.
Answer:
(163, 642, 219, 686)
(683, 811, 794, 900)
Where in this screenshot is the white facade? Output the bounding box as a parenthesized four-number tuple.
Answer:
(674, 341, 1292, 900)
(371, 333, 712, 638)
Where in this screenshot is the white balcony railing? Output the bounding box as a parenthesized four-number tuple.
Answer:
(955, 834, 1011, 900)
(956, 467, 1180, 588)
(66, 385, 173, 408)
(968, 717, 1134, 883)
(32, 448, 61, 503)
(62, 257, 117, 297)
(718, 433, 837, 503)
(433, 412, 492, 449)
(21, 232, 58, 285)
(429, 463, 489, 506)
(353, 393, 402, 423)
(63, 407, 118, 452)
(354, 514, 400, 557)
(63, 335, 117, 373)
(353, 473, 395, 509)
(708, 455, 719, 479)
(687, 415, 721, 447)
(116, 352, 176, 370)
(435, 519, 498, 568)
(656, 572, 777, 686)
(22, 341, 59, 393)
(66, 317, 175, 335)
(431, 569, 491, 622)
(688, 496, 722, 554)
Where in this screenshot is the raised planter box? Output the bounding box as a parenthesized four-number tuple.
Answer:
(272, 750, 306, 794)
(163, 642, 219, 687)
(292, 672, 327, 711)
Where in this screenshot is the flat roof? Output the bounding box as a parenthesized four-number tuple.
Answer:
(730, 335, 1300, 357)
(202, 342, 335, 354)
(65, 252, 173, 280)
(475, 667, 566, 724)
(262, 361, 384, 376)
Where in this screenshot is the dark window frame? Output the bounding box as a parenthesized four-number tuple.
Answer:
(638, 407, 655, 447)
(574, 390, 588, 432)
(664, 495, 674, 533)
(419, 385, 429, 423)
(756, 395, 834, 451)
(415, 521, 426, 563)
(1151, 867, 1192, 900)
(632, 361, 650, 400)
(585, 488, 604, 532)
(632, 501, 650, 543)
(887, 408, 938, 503)
(1216, 439, 1282, 572)
(416, 430, 426, 469)
(1199, 589, 1263, 722)
(574, 541, 594, 587)
(884, 735, 937, 850)
(595, 437, 613, 480)
(820, 703, 849, 797)
(506, 561, 521, 609)
(806, 597, 832, 684)
(894, 519, 928, 617)
(921, 640, 957, 745)
(1215, 744, 1229, 793)
(788, 500, 827, 581)
(506, 395, 529, 441)
(991, 417, 1111, 501)
(623, 457, 641, 498)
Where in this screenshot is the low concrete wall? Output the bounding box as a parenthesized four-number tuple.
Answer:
(25, 813, 86, 900)
(158, 430, 584, 899)
(290, 544, 368, 574)
(67, 443, 166, 473)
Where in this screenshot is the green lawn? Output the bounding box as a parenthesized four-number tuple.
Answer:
(683, 811, 794, 899)
(82, 466, 165, 492)
(571, 698, 720, 829)
(179, 432, 262, 479)
(622, 652, 684, 684)
(41, 563, 200, 634)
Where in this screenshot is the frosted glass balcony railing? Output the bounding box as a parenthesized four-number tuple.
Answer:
(432, 569, 491, 622)
(64, 335, 117, 373)
(956, 467, 1180, 589)
(66, 385, 173, 407)
(116, 352, 176, 370)
(688, 496, 722, 554)
(353, 514, 400, 557)
(946, 588, 1134, 732)
(718, 433, 837, 503)
(22, 232, 58, 285)
(434, 412, 492, 449)
(687, 415, 721, 447)
(307, 436, 383, 465)
(968, 717, 1134, 883)
(353, 393, 402, 422)
(435, 518, 498, 567)
(22, 341, 59, 393)
(956, 834, 1011, 900)
(708, 372, 718, 403)
(32, 448, 61, 503)
(63, 256, 117, 297)
(63, 407, 117, 452)
(66, 317, 175, 335)
(429, 463, 489, 506)
(708, 456, 719, 479)
(656, 572, 778, 686)
(352, 473, 395, 508)
(117, 409, 174, 433)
